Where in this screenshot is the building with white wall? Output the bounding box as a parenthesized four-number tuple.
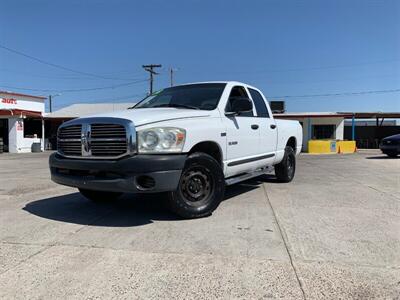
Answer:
(0, 91, 46, 153)
(274, 112, 351, 152)
(44, 103, 399, 153)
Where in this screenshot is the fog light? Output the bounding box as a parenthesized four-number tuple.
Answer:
(136, 175, 156, 190)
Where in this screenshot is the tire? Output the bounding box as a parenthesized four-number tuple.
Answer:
(386, 152, 398, 158)
(275, 146, 296, 183)
(167, 152, 225, 219)
(79, 188, 122, 202)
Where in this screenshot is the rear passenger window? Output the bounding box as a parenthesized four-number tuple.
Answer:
(249, 89, 269, 118)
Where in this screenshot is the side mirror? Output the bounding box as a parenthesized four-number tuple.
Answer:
(226, 97, 253, 116)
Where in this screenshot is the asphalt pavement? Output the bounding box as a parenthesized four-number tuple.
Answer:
(0, 150, 399, 299)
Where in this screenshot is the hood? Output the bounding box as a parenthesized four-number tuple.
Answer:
(79, 108, 211, 126)
(382, 134, 400, 141)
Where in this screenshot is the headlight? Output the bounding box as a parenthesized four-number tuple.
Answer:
(138, 127, 186, 153)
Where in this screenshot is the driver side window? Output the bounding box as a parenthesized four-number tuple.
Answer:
(225, 86, 254, 117)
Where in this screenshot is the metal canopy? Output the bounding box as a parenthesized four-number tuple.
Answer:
(0, 109, 43, 118)
(274, 112, 400, 119)
(338, 112, 400, 119)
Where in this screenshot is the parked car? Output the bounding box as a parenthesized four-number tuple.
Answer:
(49, 81, 303, 218)
(380, 134, 400, 157)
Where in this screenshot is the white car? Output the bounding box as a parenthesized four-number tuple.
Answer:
(50, 81, 302, 218)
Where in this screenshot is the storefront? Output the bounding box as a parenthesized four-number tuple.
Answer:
(274, 112, 351, 152)
(0, 91, 46, 153)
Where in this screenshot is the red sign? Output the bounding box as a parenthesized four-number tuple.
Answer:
(16, 120, 23, 131)
(1, 98, 17, 105)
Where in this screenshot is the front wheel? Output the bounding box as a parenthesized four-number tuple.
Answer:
(79, 188, 122, 202)
(386, 152, 398, 158)
(275, 146, 296, 183)
(167, 152, 225, 219)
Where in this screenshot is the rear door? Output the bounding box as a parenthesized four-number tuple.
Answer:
(223, 85, 262, 176)
(248, 88, 277, 166)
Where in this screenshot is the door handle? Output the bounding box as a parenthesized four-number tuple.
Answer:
(270, 124, 276, 129)
(251, 124, 259, 130)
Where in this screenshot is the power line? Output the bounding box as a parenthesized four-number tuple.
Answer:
(269, 88, 400, 99)
(0, 67, 147, 81)
(52, 93, 147, 111)
(0, 43, 137, 81)
(0, 79, 148, 93)
(182, 58, 400, 77)
(74, 93, 147, 103)
(249, 59, 400, 74)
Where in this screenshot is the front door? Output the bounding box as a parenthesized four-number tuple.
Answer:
(223, 86, 261, 177)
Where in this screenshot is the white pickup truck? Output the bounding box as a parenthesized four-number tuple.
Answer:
(50, 81, 302, 218)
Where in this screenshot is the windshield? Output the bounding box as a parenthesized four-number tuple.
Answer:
(134, 83, 227, 110)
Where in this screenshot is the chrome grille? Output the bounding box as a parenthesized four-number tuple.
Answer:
(57, 118, 136, 159)
(58, 125, 82, 156)
(91, 124, 127, 157)
(58, 125, 82, 139)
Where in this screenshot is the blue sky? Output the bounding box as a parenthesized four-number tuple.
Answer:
(1, 0, 399, 112)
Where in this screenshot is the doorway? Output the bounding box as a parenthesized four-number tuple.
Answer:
(0, 119, 9, 152)
(312, 124, 336, 139)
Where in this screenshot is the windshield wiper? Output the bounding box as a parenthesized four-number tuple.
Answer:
(153, 103, 200, 110)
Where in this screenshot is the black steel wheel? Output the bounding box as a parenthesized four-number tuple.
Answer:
(180, 167, 213, 207)
(168, 152, 225, 218)
(275, 146, 296, 183)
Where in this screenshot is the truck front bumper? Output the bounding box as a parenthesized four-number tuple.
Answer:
(380, 144, 400, 155)
(49, 153, 187, 193)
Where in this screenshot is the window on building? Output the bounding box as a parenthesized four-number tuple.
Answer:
(249, 88, 269, 118)
(24, 118, 42, 138)
(312, 125, 335, 139)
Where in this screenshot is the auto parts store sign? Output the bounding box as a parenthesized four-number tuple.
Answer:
(1, 98, 18, 105)
(0, 97, 44, 113)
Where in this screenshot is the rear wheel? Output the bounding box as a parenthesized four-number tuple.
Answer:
(275, 146, 296, 182)
(167, 152, 225, 219)
(79, 188, 122, 202)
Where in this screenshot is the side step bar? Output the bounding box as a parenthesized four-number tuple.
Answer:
(225, 166, 274, 186)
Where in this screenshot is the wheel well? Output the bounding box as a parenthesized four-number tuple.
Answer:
(188, 141, 222, 165)
(287, 137, 296, 151)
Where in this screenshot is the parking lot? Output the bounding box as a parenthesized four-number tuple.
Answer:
(0, 151, 399, 299)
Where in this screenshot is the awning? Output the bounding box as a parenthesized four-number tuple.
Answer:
(338, 112, 400, 119)
(274, 112, 400, 119)
(274, 113, 353, 119)
(0, 109, 43, 118)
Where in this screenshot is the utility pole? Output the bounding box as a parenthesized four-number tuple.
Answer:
(49, 95, 52, 113)
(48, 94, 61, 113)
(142, 64, 162, 95)
(169, 67, 178, 87)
